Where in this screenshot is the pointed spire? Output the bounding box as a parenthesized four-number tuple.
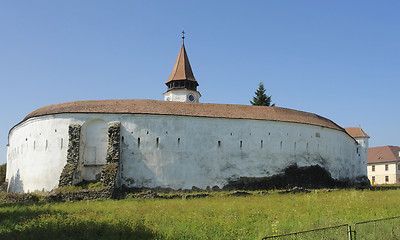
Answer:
(166, 36, 197, 84)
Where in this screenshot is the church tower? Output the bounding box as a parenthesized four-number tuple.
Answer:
(163, 32, 201, 103)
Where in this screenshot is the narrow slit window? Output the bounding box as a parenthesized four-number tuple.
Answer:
(218, 141, 221, 147)
(61, 138, 63, 149)
(178, 138, 181, 145)
(156, 138, 159, 148)
(261, 140, 263, 149)
(240, 141, 243, 148)
(138, 138, 141, 147)
(280, 141, 283, 151)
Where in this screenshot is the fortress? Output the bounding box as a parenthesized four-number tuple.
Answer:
(6, 37, 369, 193)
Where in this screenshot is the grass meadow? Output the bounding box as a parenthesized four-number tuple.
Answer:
(1, 189, 400, 239)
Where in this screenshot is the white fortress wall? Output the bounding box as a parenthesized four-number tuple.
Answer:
(7, 115, 71, 192)
(119, 114, 362, 189)
(7, 113, 365, 193)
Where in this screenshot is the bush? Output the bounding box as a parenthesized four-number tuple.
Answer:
(0, 164, 6, 185)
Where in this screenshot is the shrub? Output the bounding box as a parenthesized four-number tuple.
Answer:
(0, 163, 6, 185)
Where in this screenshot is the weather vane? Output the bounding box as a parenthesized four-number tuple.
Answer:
(182, 29, 185, 42)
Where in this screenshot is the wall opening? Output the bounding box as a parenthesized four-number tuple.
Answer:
(138, 138, 141, 147)
(178, 138, 181, 145)
(156, 137, 159, 148)
(240, 141, 243, 148)
(81, 119, 108, 181)
(218, 141, 221, 147)
(61, 138, 63, 149)
(261, 140, 263, 149)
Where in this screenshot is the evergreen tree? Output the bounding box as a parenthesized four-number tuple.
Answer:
(0, 163, 6, 185)
(250, 82, 275, 106)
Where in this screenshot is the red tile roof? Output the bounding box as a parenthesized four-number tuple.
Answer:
(20, 99, 345, 132)
(368, 146, 400, 164)
(344, 127, 370, 138)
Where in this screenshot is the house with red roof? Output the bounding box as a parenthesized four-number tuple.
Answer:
(367, 146, 400, 184)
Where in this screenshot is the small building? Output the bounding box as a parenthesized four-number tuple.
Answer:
(367, 146, 400, 185)
(344, 127, 370, 165)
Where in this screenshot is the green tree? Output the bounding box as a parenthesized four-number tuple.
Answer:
(0, 163, 6, 184)
(250, 82, 275, 106)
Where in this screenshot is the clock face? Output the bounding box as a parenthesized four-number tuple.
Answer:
(188, 94, 195, 102)
(166, 97, 171, 101)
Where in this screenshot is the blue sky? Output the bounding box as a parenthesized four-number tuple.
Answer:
(1, 1, 399, 164)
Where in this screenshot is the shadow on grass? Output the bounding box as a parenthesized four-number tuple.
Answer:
(0, 205, 158, 240)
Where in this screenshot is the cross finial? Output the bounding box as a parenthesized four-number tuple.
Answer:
(182, 29, 185, 42)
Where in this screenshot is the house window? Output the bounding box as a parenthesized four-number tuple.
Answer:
(385, 176, 389, 182)
(398, 164, 400, 171)
(372, 176, 375, 184)
(385, 164, 389, 171)
(372, 165, 375, 171)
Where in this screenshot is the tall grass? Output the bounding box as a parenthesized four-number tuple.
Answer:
(1, 189, 400, 239)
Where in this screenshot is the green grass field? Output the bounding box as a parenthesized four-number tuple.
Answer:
(1, 189, 400, 239)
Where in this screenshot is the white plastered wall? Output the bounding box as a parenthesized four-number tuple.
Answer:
(7, 113, 366, 192)
(163, 89, 201, 102)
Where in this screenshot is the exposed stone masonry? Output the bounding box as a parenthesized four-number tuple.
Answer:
(58, 125, 81, 187)
(100, 122, 121, 195)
